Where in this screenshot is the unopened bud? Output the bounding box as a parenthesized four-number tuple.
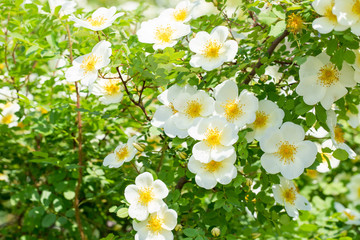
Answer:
(133, 142, 146, 152)
(245, 178, 253, 187)
(175, 224, 182, 232)
(211, 227, 220, 237)
(179, 152, 187, 159)
(259, 75, 268, 82)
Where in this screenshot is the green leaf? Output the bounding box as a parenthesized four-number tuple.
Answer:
(258, 12, 278, 25)
(333, 149, 348, 160)
(116, 208, 128, 218)
(41, 213, 56, 228)
(299, 224, 317, 232)
(64, 190, 75, 200)
(183, 228, 198, 237)
(344, 50, 355, 64)
(305, 112, 316, 126)
(269, 21, 286, 37)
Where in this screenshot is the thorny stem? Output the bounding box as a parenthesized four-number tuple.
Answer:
(66, 23, 86, 240)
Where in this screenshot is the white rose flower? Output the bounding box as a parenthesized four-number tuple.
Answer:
(70, 7, 123, 31)
(0, 87, 17, 101)
(272, 177, 311, 218)
(188, 153, 237, 189)
(137, 17, 191, 50)
(103, 136, 137, 168)
(346, 174, 360, 205)
(189, 26, 238, 71)
(91, 78, 123, 104)
(316, 140, 340, 173)
(312, 0, 348, 34)
(333, 0, 360, 35)
(125, 172, 169, 221)
(214, 80, 258, 128)
(171, 87, 215, 131)
(326, 110, 356, 159)
(151, 84, 196, 138)
(259, 122, 317, 179)
(48, 0, 76, 17)
(0, 102, 20, 127)
(191, 0, 217, 19)
(133, 204, 177, 240)
(188, 116, 238, 163)
(246, 99, 284, 142)
(334, 202, 360, 225)
(159, 1, 194, 23)
(296, 52, 356, 110)
(65, 40, 112, 87)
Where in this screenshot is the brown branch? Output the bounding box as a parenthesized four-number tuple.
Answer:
(244, 30, 289, 84)
(249, 11, 265, 29)
(66, 23, 86, 240)
(175, 177, 189, 190)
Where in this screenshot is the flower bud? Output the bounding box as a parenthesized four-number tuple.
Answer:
(179, 152, 187, 159)
(211, 227, 220, 237)
(133, 142, 146, 152)
(245, 178, 253, 187)
(175, 224, 182, 232)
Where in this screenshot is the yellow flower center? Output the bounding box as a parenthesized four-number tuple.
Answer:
(205, 127, 221, 148)
(80, 54, 101, 74)
(222, 99, 243, 122)
(282, 187, 296, 205)
(173, 8, 188, 21)
(324, 2, 337, 23)
(352, 0, 360, 16)
(116, 146, 129, 162)
(104, 80, 120, 95)
(344, 211, 356, 220)
(138, 187, 154, 206)
(334, 126, 345, 143)
(185, 100, 202, 118)
(204, 160, 222, 173)
(147, 215, 163, 234)
(276, 141, 298, 164)
(317, 63, 339, 87)
(321, 152, 332, 163)
(155, 26, 174, 43)
(86, 16, 107, 27)
(1, 114, 13, 124)
(287, 13, 303, 34)
(3, 102, 12, 109)
(203, 40, 222, 58)
(253, 111, 269, 129)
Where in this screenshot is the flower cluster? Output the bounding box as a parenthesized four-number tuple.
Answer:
(0, 87, 20, 128)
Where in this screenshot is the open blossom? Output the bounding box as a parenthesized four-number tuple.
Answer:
(65, 40, 112, 86)
(103, 136, 137, 168)
(48, 0, 76, 17)
(346, 174, 360, 205)
(191, 0, 217, 19)
(188, 116, 238, 163)
(334, 202, 360, 225)
(214, 80, 258, 128)
(137, 18, 191, 50)
(333, 0, 360, 35)
(316, 140, 340, 173)
(70, 7, 123, 31)
(171, 87, 214, 131)
(189, 26, 238, 71)
(0, 102, 20, 127)
(151, 85, 195, 138)
(246, 99, 284, 142)
(133, 204, 177, 240)
(125, 172, 169, 221)
(296, 52, 356, 110)
(188, 152, 237, 189)
(91, 78, 123, 104)
(259, 122, 317, 179)
(159, 1, 194, 23)
(312, 0, 348, 34)
(272, 177, 311, 218)
(326, 110, 356, 159)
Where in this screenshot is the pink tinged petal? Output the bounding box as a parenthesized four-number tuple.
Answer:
(189, 31, 210, 54)
(210, 26, 229, 43)
(295, 141, 317, 168)
(124, 184, 140, 203)
(195, 171, 217, 189)
(284, 202, 299, 218)
(188, 156, 203, 174)
(103, 153, 115, 167)
(135, 172, 154, 188)
(259, 129, 282, 153)
(280, 122, 305, 144)
(148, 198, 164, 213)
(272, 185, 283, 205)
(153, 179, 169, 199)
(260, 153, 281, 174)
(192, 141, 211, 163)
(280, 159, 304, 180)
(312, 17, 335, 34)
(295, 195, 311, 211)
(211, 145, 235, 162)
(320, 84, 347, 110)
(162, 209, 178, 230)
(339, 63, 356, 87)
(222, 40, 238, 61)
(151, 106, 173, 128)
(128, 203, 149, 221)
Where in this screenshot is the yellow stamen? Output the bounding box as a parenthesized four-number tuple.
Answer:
(353, 0, 360, 16)
(276, 141, 298, 164)
(282, 187, 296, 205)
(253, 111, 269, 129)
(155, 26, 174, 43)
(222, 99, 243, 122)
(344, 211, 356, 220)
(1, 114, 13, 124)
(138, 187, 154, 206)
(169, 103, 178, 114)
(324, 2, 337, 23)
(202, 40, 222, 58)
(185, 100, 202, 118)
(317, 63, 339, 87)
(104, 79, 120, 95)
(147, 215, 163, 234)
(116, 146, 129, 162)
(334, 126, 345, 143)
(287, 13, 303, 34)
(204, 128, 221, 148)
(204, 160, 222, 173)
(86, 16, 107, 27)
(173, 8, 188, 21)
(80, 54, 101, 74)
(3, 102, 12, 109)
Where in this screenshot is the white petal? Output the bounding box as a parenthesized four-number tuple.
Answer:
(148, 198, 163, 213)
(195, 171, 217, 189)
(320, 84, 347, 110)
(295, 195, 311, 211)
(124, 184, 140, 203)
(153, 179, 169, 199)
(151, 106, 173, 128)
(272, 185, 283, 205)
(187, 156, 203, 174)
(285, 203, 299, 218)
(295, 141, 317, 168)
(280, 122, 305, 144)
(261, 153, 281, 174)
(192, 142, 211, 163)
(312, 17, 335, 34)
(135, 172, 154, 188)
(103, 153, 115, 166)
(210, 26, 229, 43)
(128, 203, 149, 221)
(214, 80, 238, 102)
(280, 159, 304, 179)
(163, 209, 178, 230)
